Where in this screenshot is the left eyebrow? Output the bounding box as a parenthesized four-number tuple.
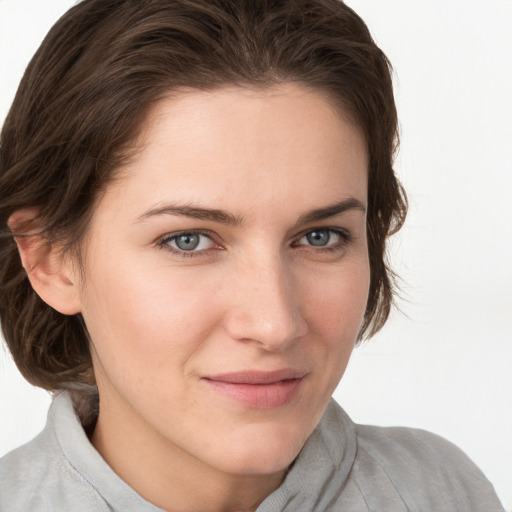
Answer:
(295, 197, 366, 226)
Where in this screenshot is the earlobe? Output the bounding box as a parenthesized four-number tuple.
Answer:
(8, 209, 82, 316)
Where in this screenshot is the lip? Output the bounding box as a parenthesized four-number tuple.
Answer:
(202, 369, 307, 409)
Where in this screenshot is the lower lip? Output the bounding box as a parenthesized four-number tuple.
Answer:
(203, 378, 304, 409)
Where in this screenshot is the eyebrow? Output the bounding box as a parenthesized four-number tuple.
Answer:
(136, 203, 244, 226)
(295, 197, 366, 226)
(136, 197, 366, 226)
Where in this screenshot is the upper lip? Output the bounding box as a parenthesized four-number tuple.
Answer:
(203, 368, 307, 385)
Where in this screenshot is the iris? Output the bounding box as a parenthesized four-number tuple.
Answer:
(175, 234, 201, 250)
(306, 229, 331, 246)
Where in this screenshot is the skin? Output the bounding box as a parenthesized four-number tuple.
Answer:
(23, 84, 370, 511)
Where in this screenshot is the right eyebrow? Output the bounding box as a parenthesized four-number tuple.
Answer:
(135, 203, 245, 226)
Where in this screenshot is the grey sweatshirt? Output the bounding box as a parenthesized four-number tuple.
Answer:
(0, 392, 505, 511)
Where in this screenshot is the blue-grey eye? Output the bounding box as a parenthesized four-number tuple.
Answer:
(296, 228, 346, 248)
(305, 229, 331, 246)
(165, 232, 215, 252)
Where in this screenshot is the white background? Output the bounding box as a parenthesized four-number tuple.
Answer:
(0, 0, 510, 509)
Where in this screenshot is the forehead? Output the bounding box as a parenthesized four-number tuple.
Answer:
(98, 83, 368, 222)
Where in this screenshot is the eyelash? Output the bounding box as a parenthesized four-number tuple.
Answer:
(157, 227, 353, 259)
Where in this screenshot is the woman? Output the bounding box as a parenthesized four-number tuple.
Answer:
(0, 0, 505, 510)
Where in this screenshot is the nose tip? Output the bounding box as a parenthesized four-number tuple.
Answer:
(224, 262, 307, 351)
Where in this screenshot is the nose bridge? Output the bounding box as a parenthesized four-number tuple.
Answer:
(225, 250, 307, 350)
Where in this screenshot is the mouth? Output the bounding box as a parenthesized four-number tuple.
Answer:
(201, 369, 307, 409)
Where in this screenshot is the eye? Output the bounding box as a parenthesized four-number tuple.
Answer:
(159, 231, 217, 253)
(295, 228, 350, 248)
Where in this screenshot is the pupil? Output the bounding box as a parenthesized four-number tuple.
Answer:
(307, 230, 330, 246)
(176, 234, 200, 250)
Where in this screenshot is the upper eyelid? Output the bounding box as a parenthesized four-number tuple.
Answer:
(159, 229, 216, 242)
(157, 230, 217, 251)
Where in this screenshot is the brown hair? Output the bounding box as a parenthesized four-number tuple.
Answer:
(0, 0, 406, 401)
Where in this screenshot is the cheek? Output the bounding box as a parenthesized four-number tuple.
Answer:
(299, 257, 369, 397)
(80, 254, 223, 385)
(303, 259, 370, 344)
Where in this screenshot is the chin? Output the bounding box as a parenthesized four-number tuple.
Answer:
(217, 449, 299, 477)
(207, 421, 310, 476)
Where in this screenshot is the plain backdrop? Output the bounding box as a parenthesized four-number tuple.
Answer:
(0, 0, 511, 509)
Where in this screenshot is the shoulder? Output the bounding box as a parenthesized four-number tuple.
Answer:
(0, 415, 107, 512)
(356, 423, 477, 471)
(352, 423, 505, 510)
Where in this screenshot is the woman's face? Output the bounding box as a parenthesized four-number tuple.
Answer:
(77, 83, 369, 477)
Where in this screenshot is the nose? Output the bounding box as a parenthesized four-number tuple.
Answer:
(223, 255, 308, 351)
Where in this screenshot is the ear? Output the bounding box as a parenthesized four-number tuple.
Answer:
(8, 209, 82, 315)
